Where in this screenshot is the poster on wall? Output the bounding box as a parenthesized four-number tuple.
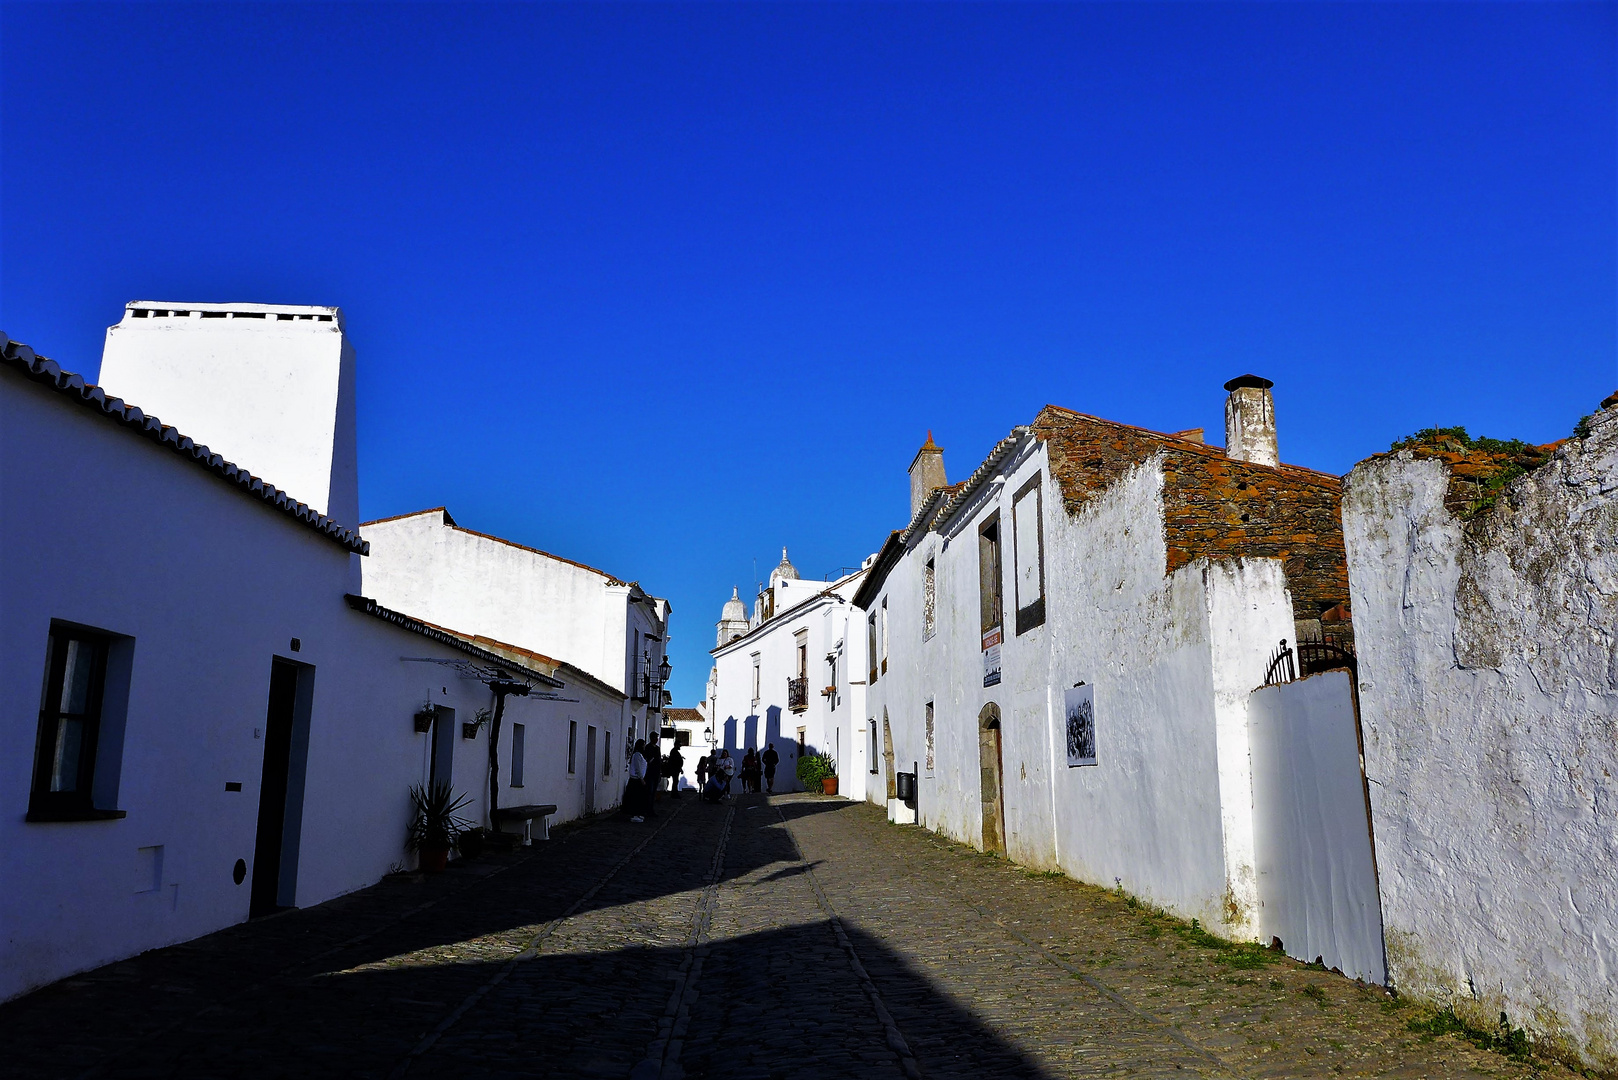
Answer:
(982, 626, 1003, 687)
(1064, 683, 1097, 767)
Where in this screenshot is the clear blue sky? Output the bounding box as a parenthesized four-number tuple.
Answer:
(4, 3, 1613, 706)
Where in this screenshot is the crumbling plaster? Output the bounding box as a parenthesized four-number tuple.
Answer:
(1343, 405, 1618, 1070)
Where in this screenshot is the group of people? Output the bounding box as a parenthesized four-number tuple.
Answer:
(622, 737, 685, 823)
(623, 740, 782, 819)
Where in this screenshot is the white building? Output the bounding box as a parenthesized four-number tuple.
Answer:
(854, 382, 1375, 955)
(359, 507, 671, 759)
(0, 306, 643, 1002)
(708, 550, 872, 797)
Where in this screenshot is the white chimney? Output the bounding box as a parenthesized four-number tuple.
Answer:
(99, 301, 358, 526)
(1224, 375, 1279, 467)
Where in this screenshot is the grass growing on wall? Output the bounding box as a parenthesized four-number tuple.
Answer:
(1386, 426, 1557, 519)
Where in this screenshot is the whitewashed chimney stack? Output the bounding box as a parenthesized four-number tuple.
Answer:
(1223, 375, 1279, 467)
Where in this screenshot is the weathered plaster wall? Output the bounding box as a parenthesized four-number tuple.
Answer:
(861, 437, 1292, 938)
(1343, 406, 1618, 1069)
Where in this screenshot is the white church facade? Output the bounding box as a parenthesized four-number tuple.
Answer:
(707, 551, 875, 799)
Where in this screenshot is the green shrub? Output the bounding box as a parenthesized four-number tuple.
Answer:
(796, 752, 836, 791)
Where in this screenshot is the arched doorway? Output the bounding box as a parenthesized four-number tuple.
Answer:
(881, 709, 897, 803)
(978, 703, 1006, 854)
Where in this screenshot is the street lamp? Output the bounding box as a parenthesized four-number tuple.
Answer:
(658, 655, 672, 687)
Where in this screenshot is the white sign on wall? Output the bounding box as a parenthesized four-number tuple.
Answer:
(982, 626, 1002, 687)
(1064, 683, 1097, 767)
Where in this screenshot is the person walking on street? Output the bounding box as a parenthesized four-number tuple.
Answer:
(626, 740, 648, 823)
(761, 744, 780, 793)
(695, 753, 709, 792)
(717, 749, 737, 796)
(666, 744, 686, 797)
(643, 739, 662, 817)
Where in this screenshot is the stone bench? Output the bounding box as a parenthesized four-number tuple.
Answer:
(491, 803, 558, 845)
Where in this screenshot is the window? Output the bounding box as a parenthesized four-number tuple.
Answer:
(751, 654, 762, 706)
(923, 557, 936, 640)
(568, 720, 578, 774)
(924, 701, 935, 774)
(29, 624, 130, 821)
(979, 515, 1003, 634)
(868, 719, 879, 774)
(797, 728, 806, 757)
(794, 630, 808, 680)
(511, 724, 526, 787)
(868, 613, 879, 683)
(1013, 476, 1046, 634)
(603, 732, 612, 776)
(880, 597, 889, 674)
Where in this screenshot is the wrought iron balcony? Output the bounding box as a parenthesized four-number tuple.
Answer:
(787, 676, 809, 712)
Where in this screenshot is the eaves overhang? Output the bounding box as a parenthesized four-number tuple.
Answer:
(3, 334, 369, 554)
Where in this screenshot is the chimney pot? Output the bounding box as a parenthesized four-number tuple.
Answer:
(1224, 375, 1280, 467)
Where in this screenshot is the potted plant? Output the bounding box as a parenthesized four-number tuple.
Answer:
(463, 706, 492, 741)
(406, 780, 474, 872)
(413, 700, 436, 734)
(796, 752, 837, 795)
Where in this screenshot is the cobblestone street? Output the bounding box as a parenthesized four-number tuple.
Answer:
(0, 794, 1570, 1080)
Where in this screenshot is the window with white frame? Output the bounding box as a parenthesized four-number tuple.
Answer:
(751, 653, 761, 706)
(568, 720, 578, 774)
(868, 719, 879, 774)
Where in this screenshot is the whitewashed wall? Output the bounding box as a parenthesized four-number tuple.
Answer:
(361, 511, 624, 691)
(0, 370, 622, 1002)
(862, 440, 1295, 938)
(1248, 671, 1384, 983)
(1343, 408, 1618, 1070)
(99, 303, 359, 527)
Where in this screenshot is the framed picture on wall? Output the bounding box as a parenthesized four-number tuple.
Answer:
(1064, 683, 1097, 767)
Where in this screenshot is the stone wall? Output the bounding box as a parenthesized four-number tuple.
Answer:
(1035, 406, 1350, 632)
(1342, 400, 1618, 1071)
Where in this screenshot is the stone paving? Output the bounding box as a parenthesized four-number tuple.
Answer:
(0, 793, 1575, 1079)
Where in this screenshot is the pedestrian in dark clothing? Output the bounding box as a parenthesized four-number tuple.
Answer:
(695, 754, 710, 791)
(666, 745, 686, 797)
(761, 744, 780, 793)
(643, 740, 662, 816)
(626, 740, 649, 823)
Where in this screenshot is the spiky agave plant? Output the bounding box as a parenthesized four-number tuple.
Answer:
(406, 779, 476, 852)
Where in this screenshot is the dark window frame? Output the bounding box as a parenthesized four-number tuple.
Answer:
(1013, 475, 1047, 635)
(978, 512, 1004, 635)
(29, 624, 126, 822)
(568, 720, 578, 774)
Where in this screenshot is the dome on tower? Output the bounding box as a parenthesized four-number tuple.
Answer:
(769, 546, 799, 589)
(721, 586, 747, 623)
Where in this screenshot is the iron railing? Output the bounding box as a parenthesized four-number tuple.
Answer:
(787, 676, 809, 712)
(1263, 635, 1357, 687)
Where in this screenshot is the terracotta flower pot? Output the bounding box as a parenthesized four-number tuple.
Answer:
(821, 776, 838, 796)
(419, 844, 450, 873)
